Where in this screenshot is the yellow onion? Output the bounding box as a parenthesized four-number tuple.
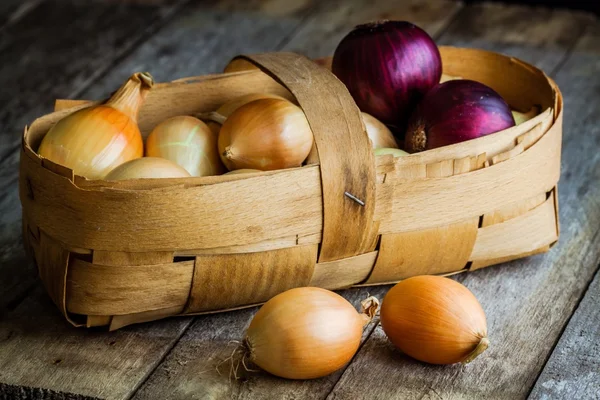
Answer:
(105, 157, 190, 180)
(146, 116, 225, 177)
(512, 105, 540, 125)
(374, 148, 408, 157)
(380, 275, 489, 365)
(362, 112, 398, 149)
(218, 98, 314, 171)
(38, 72, 152, 179)
(199, 93, 289, 135)
(224, 169, 262, 175)
(243, 287, 379, 379)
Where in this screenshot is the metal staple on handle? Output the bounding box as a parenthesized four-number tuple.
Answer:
(344, 191, 365, 206)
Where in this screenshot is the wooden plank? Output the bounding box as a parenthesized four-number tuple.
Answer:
(438, 2, 595, 73)
(0, 0, 187, 314)
(0, 286, 191, 400)
(0, 0, 40, 31)
(0, 1, 315, 399)
(283, 0, 463, 59)
(529, 267, 600, 400)
(131, 1, 464, 399)
(131, 286, 388, 400)
(327, 14, 600, 400)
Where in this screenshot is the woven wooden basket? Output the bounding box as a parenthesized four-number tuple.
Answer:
(19, 47, 562, 330)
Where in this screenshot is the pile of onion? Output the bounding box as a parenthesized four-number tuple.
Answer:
(380, 275, 489, 365)
(240, 287, 379, 379)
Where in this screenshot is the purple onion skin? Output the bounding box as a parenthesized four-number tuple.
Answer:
(332, 21, 442, 137)
(405, 79, 516, 152)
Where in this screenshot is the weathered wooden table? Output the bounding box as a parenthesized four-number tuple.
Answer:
(1, 0, 599, 399)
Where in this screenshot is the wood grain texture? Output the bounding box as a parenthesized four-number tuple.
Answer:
(184, 245, 318, 313)
(0, 0, 40, 31)
(0, 0, 186, 314)
(529, 267, 600, 400)
(131, 286, 390, 400)
(438, 2, 595, 73)
(283, 0, 464, 59)
(327, 16, 600, 400)
(67, 259, 194, 316)
(0, 286, 191, 400)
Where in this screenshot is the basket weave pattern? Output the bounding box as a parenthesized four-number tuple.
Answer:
(19, 47, 562, 330)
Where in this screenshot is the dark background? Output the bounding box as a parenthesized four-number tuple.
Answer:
(472, 0, 599, 14)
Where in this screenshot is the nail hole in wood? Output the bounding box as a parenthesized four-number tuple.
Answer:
(53, 359, 62, 365)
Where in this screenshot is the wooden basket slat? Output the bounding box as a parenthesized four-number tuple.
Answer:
(469, 190, 558, 261)
(20, 150, 323, 252)
(66, 259, 194, 315)
(183, 244, 318, 314)
(366, 218, 479, 284)
(109, 305, 184, 331)
(92, 250, 174, 266)
(469, 245, 551, 272)
(308, 251, 377, 290)
(381, 115, 562, 234)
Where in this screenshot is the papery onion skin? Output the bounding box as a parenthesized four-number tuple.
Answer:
(146, 116, 226, 177)
(38, 107, 144, 179)
(201, 93, 290, 136)
(105, 157, 191, 180)
(380, 275, 488, 365)
(362, 112, 399, 149)
(245, 287, 366, 379)
(218, 98, 314, 171)
(332, 21, 442, 135)
(405, 79, 515, 153)
(38, 72, 152, 179)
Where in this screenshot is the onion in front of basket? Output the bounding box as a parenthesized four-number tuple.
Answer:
(380, 276, 489, 365)
(232, 287, 379, 380)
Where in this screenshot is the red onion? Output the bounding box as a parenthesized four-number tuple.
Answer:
(332, 21, 442, 136)
(404, 79, 516, 152)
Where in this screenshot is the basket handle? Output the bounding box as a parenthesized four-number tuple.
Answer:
(232, 52, 377, 263)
